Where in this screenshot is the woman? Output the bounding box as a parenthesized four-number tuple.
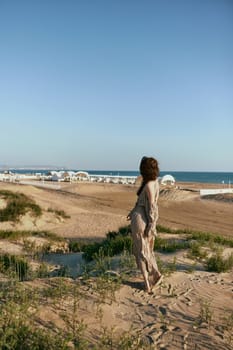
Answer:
(128, 156, 162, 293)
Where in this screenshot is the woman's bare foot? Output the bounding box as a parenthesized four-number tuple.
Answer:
(154, 274, 163, 286)
(150, 274, 163, 290)
(145, 287, 153, 294)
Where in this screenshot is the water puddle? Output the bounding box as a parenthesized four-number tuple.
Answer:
(42, 252, 84, 278)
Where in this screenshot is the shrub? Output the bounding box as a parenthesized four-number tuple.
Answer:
(156, 225, 174, 233)
(68, 241, 83, 252)
(154, 237, 190, 252)
(83, 228, 132, 261)
(198, 299, 214, 327)
(106, 225, 131, 240)
(47, 208, 70, 219)
(0, 318, 70, 350)
(0, 229, 64, 242)
(206, 252, 233, 273)
(0, 190, 42, 222)
(186, 231, 233, 248)
(188, 241, 207, 260)
(156, 225, 233, 248)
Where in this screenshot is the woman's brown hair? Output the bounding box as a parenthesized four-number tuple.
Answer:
(137, 156, 159, 196)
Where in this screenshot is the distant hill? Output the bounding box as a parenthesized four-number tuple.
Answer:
(0, 165, 65, 171)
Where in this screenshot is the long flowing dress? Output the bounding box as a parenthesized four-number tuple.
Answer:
(130, 179, 160, 291)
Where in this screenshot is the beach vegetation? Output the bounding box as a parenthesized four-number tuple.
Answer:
(0, 229, 233, 348)
(79, 225, 233, 274)
(47, 207, 70, 219)
(83, 228, 132, 261)
(206, 252, 233, 273)
(156, 256, 175, 276)
(0, 190, 42, 222)
(186, 261, 197, 274)
(0, 229, 64, 241)
(198, 299, 214, 328)
(0, 319, 70, 350)
(41, 224, 233, 276)
(157, 225, 233, 248)
(0, 254, 29, 281)
(0, 282, 70, 350)
(156, 224, 175, 233)
(187, 231, 233, 247)
(168, 256, 177, 272)
(35, 262, 51, 278)
(221, 311, 233, 345)
(96, 326, 152, 350)
(119, 249, 136, 272)
(187, 241, 208, 260)
(154, 236, 190, 252)
(1, 217, 233, 349)
(106, 225, 131, 239)
(68, 240, 84, 252)
(0, 275, 126, 349)
(92, 247, 111, 274)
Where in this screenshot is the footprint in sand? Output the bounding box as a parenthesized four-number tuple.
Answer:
(159, 306, 167, 315)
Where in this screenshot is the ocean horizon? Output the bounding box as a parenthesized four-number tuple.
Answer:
(2, 169, 233, 185)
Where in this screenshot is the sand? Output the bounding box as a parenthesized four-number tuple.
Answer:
(0, 180, 233, 349)
(0, 181, 232, 239)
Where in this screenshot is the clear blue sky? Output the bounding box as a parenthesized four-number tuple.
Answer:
(0, 0, 232, 171)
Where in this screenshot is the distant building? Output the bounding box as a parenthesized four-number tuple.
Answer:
(75, 171, 89, 181)
(161, 174, 175, 186)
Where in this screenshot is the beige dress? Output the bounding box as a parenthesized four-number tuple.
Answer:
(130, 179, 160, 290)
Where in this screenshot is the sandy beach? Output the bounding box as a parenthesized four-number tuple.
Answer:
(0, 180, 233, 349)
(0, 181, 232, 239)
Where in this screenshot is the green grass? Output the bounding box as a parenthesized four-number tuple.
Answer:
(0, 324, 70, 350)
(0, 254, 29, 281)
(156, 225, 175, 233)
(157, 225, 233, 245)
(0, 282, 70, 349)
(187, 241, 208, 260)
(47, 208, 70, 219)
(156, 226, 233, 271)
(81, 225, 192, 261)
(156, 225, 193, 235)
(68, 226, 133, 260)
(154, 236, 191, 252)
(0, 190, 42, 222)
(83, 233, 132, 261)
(187, 231, 233, 248)
(0, 229, 64, 241)
(206, 252, 233, 272)
(68, 241, 83, 252)
(157, 225, 233, 248)
(78, 224, 233, 263)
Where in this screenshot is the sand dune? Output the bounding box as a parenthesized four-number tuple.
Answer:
(31, 267, 233, 349)
(1, 181, 233, 349)
(0, 181, 232, 238)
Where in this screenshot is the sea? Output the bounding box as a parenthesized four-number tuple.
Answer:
(4, 169, 233, 184)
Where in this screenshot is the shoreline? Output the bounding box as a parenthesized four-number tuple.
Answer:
(1, 177, 232, 187)
(1, 169, 233, 186)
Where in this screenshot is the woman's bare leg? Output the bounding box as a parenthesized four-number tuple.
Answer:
(149, 236, 155, 252)
(141, 261, 151, 292)
(136, 257, 151, 292)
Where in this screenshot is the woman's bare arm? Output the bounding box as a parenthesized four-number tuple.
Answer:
(144, 181, 156, 236)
